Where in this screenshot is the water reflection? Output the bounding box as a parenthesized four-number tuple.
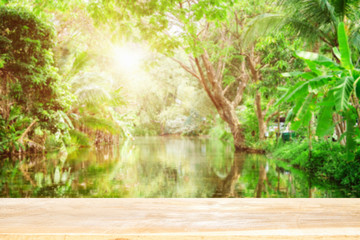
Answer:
(213, 153, 246, 197)
(0, 136, 356, 197)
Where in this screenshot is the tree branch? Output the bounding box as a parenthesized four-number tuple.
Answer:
(194, 57, 219, 109)
(170, 57, 201, 80)
(223, 81, 235, 95)
(263, 98, 275, 116)
(232, 61, 249, 107)
(245, 54, 259, 82)
(18, 119, 37, 144)
(201, 50, 217, 89)
(265, 111, 280, 125)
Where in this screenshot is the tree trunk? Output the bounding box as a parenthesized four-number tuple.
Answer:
(254, 91, 266, 140)
(333, 113, 346, 145)
(230, 121, 246, 151)
(212, 93, 247, 151)
(171, 31, 262, 152)
(254, 91, 276, 142)
(218, 103, 246, 151)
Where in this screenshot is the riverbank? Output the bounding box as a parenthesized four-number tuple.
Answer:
(270, 140, 360, 195)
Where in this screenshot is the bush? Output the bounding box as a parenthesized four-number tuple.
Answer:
(272, 140, 360, 191)
(208, 117, 233, 143)
(0, 7, 72, 154)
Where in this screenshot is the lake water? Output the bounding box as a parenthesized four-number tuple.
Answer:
(0, 136, 355, 197)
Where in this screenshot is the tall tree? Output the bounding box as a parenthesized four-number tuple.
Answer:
(89, 0, 274, 151)
(247, 34, 304, 140)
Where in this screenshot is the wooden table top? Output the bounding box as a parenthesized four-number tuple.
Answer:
(0, 198, 359, 240)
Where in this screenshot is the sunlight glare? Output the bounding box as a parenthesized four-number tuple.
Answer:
(112, 45, 143, 71)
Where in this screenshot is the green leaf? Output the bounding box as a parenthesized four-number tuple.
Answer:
(308, 75, 332, 89)
(337, 22, 352, 70)
(58, 111, 74, 129)
(332, 76, 354, 111)
(304, 60, 322, 75)
(291, 93, 314, 130)
(354, 76, 360, 98)
(242, 13, 283, 48)
(345, 110, 356, 161)
(67, 51, 92, 79)
(296, 51, 339, 70)
(316, 95, 335, 137)
(281, 71, 317, 80)
(332, 47, 341, 60)
(69, 129, 90, 147)
(274, 81, 308, 107)
(281, 71, 303, 78)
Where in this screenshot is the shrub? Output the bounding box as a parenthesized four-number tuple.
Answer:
(272, 140, 360, 191)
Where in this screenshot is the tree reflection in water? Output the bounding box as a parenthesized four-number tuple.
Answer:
(0, 137, 355, 197)
(213, 152, 246, 198)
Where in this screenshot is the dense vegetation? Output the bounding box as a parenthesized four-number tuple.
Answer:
(1, 0, 360, 194)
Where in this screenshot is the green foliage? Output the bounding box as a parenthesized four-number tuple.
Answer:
(316, 96, 334, 137)
(88, 0, 237, 54)
(273, 140, 360, 191)
(69, 129, 90, 147)
(68, 71, 129, 142)
(279, 0, 360, 52)
(45, 133, 66, 152)
(79, 116, 121, 135)
(0, 6, 69, 113)
(242, 13, 283, 48)
(0, 106, 30, 153)
(0, 6, 73, 154)
(278, 22, 360, 160)
(209, 117, 233, 143)
(132, 54, 214, 136)
(254, 33, 305, 93)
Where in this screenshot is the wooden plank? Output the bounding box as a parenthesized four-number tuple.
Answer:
(0, 199, 359, 240)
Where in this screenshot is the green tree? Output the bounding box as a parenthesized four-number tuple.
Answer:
(89, 0, 281, 151)
(242, 33, 304, 141)
(0, 6, 71, 154)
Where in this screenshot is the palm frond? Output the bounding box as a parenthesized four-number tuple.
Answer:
(71, 72, 114, 91)
(284, 18, 327, 44)
(75, 85, 112, 105)
(80, 115, 122, 135)
(58, 110, 74, 129)
(277, 0, 351, 46)
(241, 13, 283, 48)
(69, 129, 91, 147)
(280, 0, 336, 23)
(331, 0, 356, 20)
(66, 51, 93, 80)
(109, 87, 126, 106)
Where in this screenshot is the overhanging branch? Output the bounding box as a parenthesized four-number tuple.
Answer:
(170, 57, 201, 81)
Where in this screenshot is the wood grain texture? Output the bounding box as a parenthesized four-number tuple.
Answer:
(0, 199, 359, 240)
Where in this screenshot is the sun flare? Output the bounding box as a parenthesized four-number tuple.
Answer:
(112, 45, 144, 71)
